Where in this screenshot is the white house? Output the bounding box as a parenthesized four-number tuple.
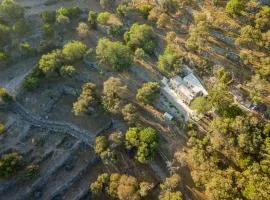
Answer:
(161, 72, 208, 120)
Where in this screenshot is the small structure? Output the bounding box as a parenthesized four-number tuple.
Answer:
(161, 71, 208, 120)
(163, 112, 174, 121)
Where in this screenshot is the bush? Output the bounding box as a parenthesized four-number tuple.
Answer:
(0, 50, 9, 61)
(108, 24, 123, 36)
(125, 127, 158, 163)
(138, 4, 153, 19)
(88, 11, 97, 29)
(0, 23, 10, 44)
(0, 152, 23, 178)
(39, 49, 62, 75)
(136, 82, 160, 105)
(73, 83, 97, 116)
(76, 22, 90, 39)
(226, 0, 245, 15)
(23, 66, 44, 91)
(42, 23, 54, 37)
(97, 12, 111, 25)
(62, 41, 87, 62)
(158, 45, 183, 73)
(41, 11, 56, 24)
(116, 4, 133, 18)
(25, 164, 39, 179)
(0, 87, 13, 102)
(157, 13, 170, 28)
(96, 38, 132, 71)
(124, 23, 156, 54)
(56, 14, 70, 24)
(0, 122, 5, 134)
(20, 41, 33, 55)
(12, 19, 27, 36)
(255, 6, 270, 30)
(56, 6, 81, 20)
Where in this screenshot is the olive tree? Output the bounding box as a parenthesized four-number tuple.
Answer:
(96, 38, 132, 71)
(136, 82, 160, 105)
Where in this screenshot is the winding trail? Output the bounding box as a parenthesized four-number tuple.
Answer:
(0, 102, 112, 147)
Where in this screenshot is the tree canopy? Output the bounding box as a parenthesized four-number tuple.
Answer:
(96, 38, 132, 71)
(124, 23, 157, 55)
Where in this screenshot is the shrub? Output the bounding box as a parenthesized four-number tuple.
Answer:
(97, 12, 111, 25)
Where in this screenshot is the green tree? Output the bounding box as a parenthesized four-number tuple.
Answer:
(158, 45, 183, 73)
(121, 104, 138, 125)
(239, 163, 270, 199)
(96, 38, 132, 71)
(190, 97, 210, 114)
(73, 83, 97, 116)
(125, 127, 158, 163)
(90, 173, 109, 195)
(12, 19, 27, 36)
(60, 65, 75, 77)
(0, 0, 24, 19)
(124, 23, 156, 54)
(62, 41, 87, 62)
(159, 191, 183, 200)
(235, 25, 262, 49)
(0, 122, 5, 134)
(255, 6, 270, 30)
(41, 11, 56, 24)
(160, 174, 181, 191)
(76, 22, 90, 39)
(0, 87, 12, 102)
(97, 11, 111, 25)
(0, 23, 10, 45)
(136, 82, 160, 105)
(0, 152, 23, 178)
(88, 11, 97, 29)
(39, 49, 62, 75)
(226, 0, 245, 15)
(102, 77, 127, 114)
(205, 172, 240, 200)
(157, 13, 170, 28)
(185, 13, 209, 51)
